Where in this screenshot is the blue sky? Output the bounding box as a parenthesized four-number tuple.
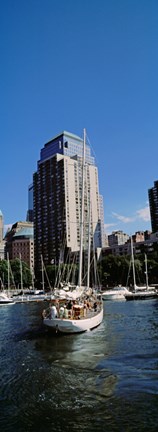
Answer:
(1, 0, 158, 236)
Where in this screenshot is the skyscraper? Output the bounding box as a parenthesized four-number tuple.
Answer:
(26, 183, 33, 222)
(33, 131, 104, 273)
(148, 180, 158, 233)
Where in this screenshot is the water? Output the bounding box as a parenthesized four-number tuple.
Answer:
(0, 299, 158, 432)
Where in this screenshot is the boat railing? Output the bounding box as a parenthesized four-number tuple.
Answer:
(42, 297, 102, 321)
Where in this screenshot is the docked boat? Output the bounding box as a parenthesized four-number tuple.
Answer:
(0, 259, 15, 305)
(42, 129, 103, 333)
(0, 292, 15, 305)
(102, 286, 129, 300)
(124, 287, 158, 301)
(125, 243, 158, 301)
(14, 290, 49, 303)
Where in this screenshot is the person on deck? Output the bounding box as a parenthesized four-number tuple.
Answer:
(50, 304, 58, 319)
(63, 305, 68, 319)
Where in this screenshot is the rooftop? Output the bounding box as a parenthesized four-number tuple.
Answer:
(13, 227, 34, 239)
(45, 130, 83, 147)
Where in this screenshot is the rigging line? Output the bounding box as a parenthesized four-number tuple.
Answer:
(82, 255, 94, 284)
(54, 233, 67, 288)
(59, 248, 70, 284)
(126, 259, 131, 287)
(9, 261, 16, 289)
(86, 132, 99, 165)
(65, 253, 76, 284)
(42, 259, 52, 291)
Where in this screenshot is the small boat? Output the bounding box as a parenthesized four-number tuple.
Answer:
(0, 261, 15, 305)
(124, 287, 158, 301)
(102, 286, 129, 300)
(0, 292, 15, 305)
(42, 129, 103, 333)
(125, 242, 158, 301)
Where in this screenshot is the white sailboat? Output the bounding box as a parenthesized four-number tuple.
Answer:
(13, 254, 32, 303)
(42, 129, 103, 333)
(125, 239, 158, 301)
(28, 256, 51, 301)
(0, 254, 15, 305)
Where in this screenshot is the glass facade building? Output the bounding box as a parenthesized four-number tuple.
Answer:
(40, 131, 95, 165)
(26, 184, 34, 222)
(148, 180, 158, 233)
(33, 131, 104, 273)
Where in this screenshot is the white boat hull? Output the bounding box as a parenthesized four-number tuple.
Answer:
(102, 287, 129, 300)
(102, 293, 126, 300)
(0, 292, 15, 305)
(43, 308, 103, 334)
(13, 293, 50, 303)
(125, 290, 158, 301)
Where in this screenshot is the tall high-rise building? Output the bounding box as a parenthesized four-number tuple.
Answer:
(148, 180, 158, 233)
(26, 183, 33, 222)
(33, 131, 104, 273)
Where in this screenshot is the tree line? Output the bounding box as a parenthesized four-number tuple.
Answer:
(1, 251, 158, 290)
(98, 252, 158, 287)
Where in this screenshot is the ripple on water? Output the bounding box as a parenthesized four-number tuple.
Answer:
(1, 300, 158, 432)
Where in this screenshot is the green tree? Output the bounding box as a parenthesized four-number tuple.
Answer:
(10, 259, 32, 289)
(0, 260, 8, 288)
(0, 259, 32, 290)
(99, 255, 130, 287)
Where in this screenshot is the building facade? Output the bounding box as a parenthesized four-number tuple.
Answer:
(33, 131, 104, 272)
(0, 242, 5, 260)
(12, 227, 34, 272)
(108, 230, 129, 247)
(132, 231, 145, 243)
(102, 230, 158, 257)
(148, 180, 158, 233)
(4, 221, 34, 270)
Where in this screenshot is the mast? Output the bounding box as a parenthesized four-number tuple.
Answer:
(131, 236, 136, 291)
(7, 252, 10, 293)
(144, 253, 149, 289)
(19, 253, 23, 293)
(78, 128, 86, 287)
(41, 255, 45, 291)
(31, 268, 35, 290)
(87, 199, 91, 290)
(0, 276, 4, 290)
(93, 238, 97, 289)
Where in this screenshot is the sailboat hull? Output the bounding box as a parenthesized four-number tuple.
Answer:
(125, 291, 158, 301)
(0, 300, 15, 305)
(43, 308, 103, 334)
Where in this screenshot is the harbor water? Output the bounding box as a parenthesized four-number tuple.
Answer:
(0, 299, 158, 432)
